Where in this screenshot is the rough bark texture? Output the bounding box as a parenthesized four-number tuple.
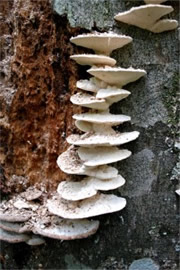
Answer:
(0, 0, 179, 269)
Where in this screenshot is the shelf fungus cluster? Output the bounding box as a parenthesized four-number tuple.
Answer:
(0, 32, 147, 244)
(51, 32, 147, 235)
(114, 0, 178, 33)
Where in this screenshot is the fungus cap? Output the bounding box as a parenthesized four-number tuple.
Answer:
(0, 210, 31, 222)
(33, 218, 99, 240)
(78, 146, 131, 166)
(47, 193, 126, 219)
(150, 19, 178, 33)
(0, 220, 31, 233)
(57, 146, 118, 179)
(70, 32, 132, 55)
(70, 54, 116, 66)
(26, 236, 45, 246)
(88, 67, 146, 86)
(175, 189, 180, 196)
(96, 88, 130, 104)
(0, 228, 30, 243)
(70, 92, 109, 110)
(57, 175, 125, 201)
(114, 5, 177, 33)
(73, 112, 131, 126)
(67, 131, 140, 147)
(75, 120, 93, 132)
(76, 78, 107, 93)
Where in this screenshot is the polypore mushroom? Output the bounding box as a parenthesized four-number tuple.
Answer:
(0, 209, 31, 222)
(26, 236, 45, 246)
(57, 145, 118, 179)
(33, 218, 99, 240)
(70, 92, 109, 110)
(70, 32, 132, 55)
(70, 54, 116, 66)
(67, 131, 140, 147)
(0, 220, 31, 233)
(57, 175, 125, 201)
(78, 146, 131, 166)
(88, 67, 146, 86)
(0, 228, 30, 243)
(96, 88, 131, 104)
(47, 193, 126, 219)
(76, 78, 107, 93)
(73, 112, 131, 126)
(114, 5, 178, 33)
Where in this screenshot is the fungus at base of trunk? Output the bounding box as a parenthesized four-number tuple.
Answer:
(47, 193, 127, 219)
(33, 218, 100, 240)
(0, 228, 30, 243)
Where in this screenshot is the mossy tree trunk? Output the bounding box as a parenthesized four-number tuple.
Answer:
(0, 0, 179, 269)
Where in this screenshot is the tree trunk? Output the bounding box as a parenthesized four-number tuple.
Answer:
(0, 0, 179, 269)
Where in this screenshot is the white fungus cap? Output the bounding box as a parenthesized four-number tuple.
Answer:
(75, 121, 116, 133)
(88, 67, 146, 87)
(70, 54, 116, 66)
(70, 32, 132, 55)
(67, 131, 140, 147)
(57, 175, 125, 201)
(0, 220, 31, 233)
(33, 218, 99, 240)
(96, 88, 130, 104)
(57, 146, 118, 179)
(47, 193, 126, 219)
(114, 5, 178, 33)
(70, 92, 109, 110)
(175, 189, 180, 196)
(0, 228, 30, 243)
(78, 146, 131, 166)
(0, 210, 31, 222)
(26, 236, 45, 246)
(73, 112, 131, 126)
(76, 78, 107, 93)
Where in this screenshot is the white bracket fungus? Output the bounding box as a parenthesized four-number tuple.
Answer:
(70, 54, 116, 66)
(51, 30, 146, 236)
(57, 176, 125, 201)
(33, 218, 100, 240)
(70, 32, 132, 55)
(114, 4, 178, 33)
(47, 194, 127, 219)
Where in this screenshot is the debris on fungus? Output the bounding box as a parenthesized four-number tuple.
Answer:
(114, 4, 178, 33)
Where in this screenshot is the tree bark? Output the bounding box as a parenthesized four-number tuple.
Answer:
(0, 0, 179, 269)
